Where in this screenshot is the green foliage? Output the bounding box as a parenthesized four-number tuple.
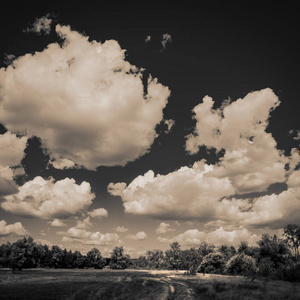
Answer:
(198, 252, 226, 274)
(225, 253, 258, 277)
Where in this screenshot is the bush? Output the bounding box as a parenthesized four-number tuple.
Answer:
(225, 253, 257, 277)
(198, 252, 226, 274)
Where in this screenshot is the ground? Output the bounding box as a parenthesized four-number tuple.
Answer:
(0, 268, 299, 299)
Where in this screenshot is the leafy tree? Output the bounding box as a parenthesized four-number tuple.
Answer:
(225, 253, 257, 277)
(73, 251, 86, 269)
(197, 242, 215, 258)
(165, 242, 182, 270)
(86, 248, 106, 269)
(51, 246, 64, 268)
(219, 245, 237, 261)
(135, 255, 149, 269)
(146, 250, 166, 269)
(181, 248, 202, 271)
(283, 224, 300, 260)
(198, 252, 226, 274)
(109, 247, 131, 269)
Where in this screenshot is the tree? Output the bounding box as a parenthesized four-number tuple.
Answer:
(198, 252, 226, 274)
(225, 253, 257, 277)
(109, 247, 131, 269)
(283, 224, 300, 260)
(86, 248, 106, 269)
(146, 250, 166, 269)
(165, 242, 182, 270)
(51, 246, 64, 268)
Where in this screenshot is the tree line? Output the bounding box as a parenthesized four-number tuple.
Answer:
(1, 224, 300, 282)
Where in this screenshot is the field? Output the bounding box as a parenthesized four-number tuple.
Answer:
(0, 268, 299, 300)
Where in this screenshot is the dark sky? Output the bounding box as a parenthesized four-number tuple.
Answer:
(0, 0, 299, 256)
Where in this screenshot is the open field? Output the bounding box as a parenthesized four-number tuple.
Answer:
(0, 268, 299, 300)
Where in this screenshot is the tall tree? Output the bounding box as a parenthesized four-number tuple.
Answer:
(165, 242, 182, 270)
(109, 247, 131, 269)
(283, 224, 300, 260)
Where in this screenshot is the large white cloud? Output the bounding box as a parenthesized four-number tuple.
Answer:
(0, 24, 170, 170)
(108, 160, 235, 218)
(0, 220, 28, 237)
(1, 176, 94, 219)
(186, 88, 287, 193)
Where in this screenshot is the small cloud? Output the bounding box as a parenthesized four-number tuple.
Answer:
(145, 35, 151, 43)
(294, 130, 300, 141)
(126, 231, 147, 240)
(156, 222, 175, 234)
(75, 216, 92, 229)
(164, 119, 175, 133)
(115, 226, 129, 233)
(161, 33, 172, 50)
(49, 219, 67, 227)
(0, 220, 28, 237)
(88, 208, 108, 219)
(24, 14, 52, 35)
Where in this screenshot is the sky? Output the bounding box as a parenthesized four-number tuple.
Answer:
(0, 0, 299, 258)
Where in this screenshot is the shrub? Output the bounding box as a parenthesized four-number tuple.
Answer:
(198, 252, 226, 274)
(225, 253, 257, 277)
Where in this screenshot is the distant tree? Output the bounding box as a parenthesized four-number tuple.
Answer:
(73, 251, 86, 269)
(135, 255, 149, 269)
(165, 242, 182, 270)
(198, 252, 226, 274)
(257, 234, 292, 277)
(181, 248, 202, 271)
(109, 247, 131, 269)
(225, 253, 258, 277)
(51, 246, 64, 268)
(0, 242, 12, 268)
(86, 248, 106, 269)
(146, 250, 166, 269)
(237, 241, 259, 258)
(8, 237, 37, 271)
(219, 245, 237, 261)
(198, 242, 215, 258)
(283, 224, 300, 260)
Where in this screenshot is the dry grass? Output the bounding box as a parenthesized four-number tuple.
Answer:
(0, 268, 299, 299)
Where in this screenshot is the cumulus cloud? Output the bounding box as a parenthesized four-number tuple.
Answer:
(186, 88, 287, 194)
(115, 226, 128, 233)
(0, 24, 170, 170)
(61, 227, 121, 246)
(0, 220, 28, 237)
(0, 132, 27, 167)
(50, 219, 67, 227)
(156, 222, 175, 234)
(161, 33, 172, 50)
(0, 166, 19, 196)
(88, 208, 108, 219)
(1, 176, 94, 219)
(75, 216, 92, 229)
(126, 231, 147, 240)
(108, 160, 234, 219)
(24, 14, 52, 34)
(158, 227, 259, 247)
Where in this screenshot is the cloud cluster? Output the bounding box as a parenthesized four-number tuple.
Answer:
(109, 89, 299, 235)
(0, 220, 28, 237)
(1, 176, 95, 219)
(161, 33, 172, 50)
(186, 88, 287, 194)
(126, 231, 147, 240)
(158, 227, 259, 247)
(108, 161, 235, 218)
(61, 227, 121, 246)
(0, 24, 170, 170)
(115, 226, 128, 233)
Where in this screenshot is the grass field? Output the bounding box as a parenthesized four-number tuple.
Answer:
(0, 268, 299, 300)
